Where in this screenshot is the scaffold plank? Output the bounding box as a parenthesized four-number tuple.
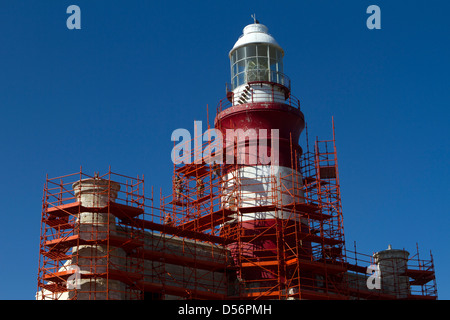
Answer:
(107, 269, 143, 284)
(238, 204, 276, 214)
(44, 235, 83, 250)
(176, 163, 210, 177)
(41, 283, 68, 293)
(46, 202, 81, 217)
(133, 218, 233, 244)
(43, 269, 76, 283)
(45, 218, 74, 230)
(178, 207, 235, 232)
(108, 202, 144, 220)
(283, 202, 333, 221)
(108, 234, 144, 252)
(43, 269, 143, 287)
(190, 194, 214, 205)
(46, 201, 144, 220)
(137, 248, 227, 271)
(229, 202, 332, 221)
(41, 249, 71, 260)
(43, 234, 143, 252)
(240, 257, 346, 274)
(233, 230, 343, 246)
(140, 281, 226, 300)
(406, 269, 435, 285)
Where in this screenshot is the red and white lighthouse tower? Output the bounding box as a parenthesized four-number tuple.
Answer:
(215, 20, 308, 292)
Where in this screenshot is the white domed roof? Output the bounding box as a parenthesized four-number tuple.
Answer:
(229, 23, 284, 57)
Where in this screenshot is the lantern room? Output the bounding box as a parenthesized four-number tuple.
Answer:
(229, 21, 290, 104)
(229, 23, 288, 90)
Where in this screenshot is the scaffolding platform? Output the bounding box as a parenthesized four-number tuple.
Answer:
(36, 120, 438, 300)
(178, 207, 235, 232)
(46, 201, 144, 220)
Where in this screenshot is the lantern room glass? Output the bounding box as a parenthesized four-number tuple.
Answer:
(230, 44, 284, 89)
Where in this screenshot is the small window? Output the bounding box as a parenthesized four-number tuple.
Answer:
(246, 44, 257, 57)
(257, 44, 268, 58)
(231, 63, 238, 78)
(237, 72, 245, 86)
(237, 47, 246, 61)
(269, 46, 277, 60)
(246, 57, 257, 70)
(278, 60, 283, 73)
(238, 60, 245, 74)
(270, 58, 278, 71)
(258, 57, 268, 70)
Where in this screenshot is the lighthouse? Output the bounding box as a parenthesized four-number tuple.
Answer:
(215, 19, 308, 293)
(35, 17, 438, 301)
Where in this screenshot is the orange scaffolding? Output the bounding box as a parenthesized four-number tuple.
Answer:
(344, 242, 437, 300)
(37, 169, 146, 300)
(37, 168, 230, 300)
(159, 116, 348, 300)
(36, 124, 437, 300)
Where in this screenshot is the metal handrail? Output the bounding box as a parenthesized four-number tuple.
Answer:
(218, 84, 301, 114)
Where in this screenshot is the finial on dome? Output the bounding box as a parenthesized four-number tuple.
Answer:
(251, 13, 259, 24)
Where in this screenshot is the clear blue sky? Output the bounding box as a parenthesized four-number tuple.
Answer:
(0, 0, 449, 300)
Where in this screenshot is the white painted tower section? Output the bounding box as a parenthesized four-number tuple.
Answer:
(223, 165, 304, 222)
